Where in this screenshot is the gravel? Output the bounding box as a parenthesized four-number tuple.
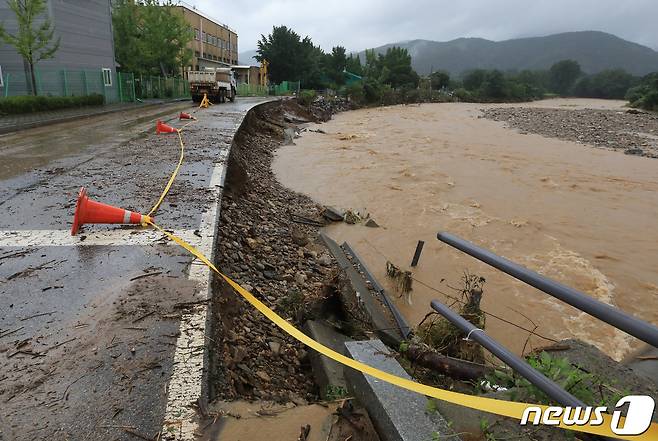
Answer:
(481, 107, 658, 158)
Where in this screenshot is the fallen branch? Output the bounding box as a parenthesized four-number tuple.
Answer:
(0, 326, 24, 339)
(20, 311, 56, 322)
(130, 271, 163, 282)
(402, 344, 492, 381)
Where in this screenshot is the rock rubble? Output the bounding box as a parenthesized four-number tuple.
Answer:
(209, 101, 339, 404)
(482, 107, 658, 158)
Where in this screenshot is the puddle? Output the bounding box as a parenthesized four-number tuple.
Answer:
(273, 99, 658, 360)
(201, 401, 334, 441)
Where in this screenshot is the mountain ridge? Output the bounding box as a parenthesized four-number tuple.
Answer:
(355, 31, 658, 76)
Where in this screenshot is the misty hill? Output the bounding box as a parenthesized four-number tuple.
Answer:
(357, 31, 658, 76)
(238, 49, 259, 65)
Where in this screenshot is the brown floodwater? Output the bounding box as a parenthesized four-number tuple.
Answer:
(273, 99, 658, 361)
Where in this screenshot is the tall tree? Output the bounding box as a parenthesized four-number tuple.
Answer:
(325, 46, 347, 85)
(0, 0, 60, 95)
(345, 54, 363, 76)
(256, 25, 303, 84)
(429, 70, 450, 90)
(378, 47, 419, 88)
(112, 0, 192, 76)
(256, 25, 326, 88)
(549, 59, 582, 95)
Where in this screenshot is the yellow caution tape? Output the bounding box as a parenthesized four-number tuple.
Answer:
(143, 107, 657, 440)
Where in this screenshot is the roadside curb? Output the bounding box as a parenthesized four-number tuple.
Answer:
(0, 98, 190, 135)
(161, 99, 277, 440)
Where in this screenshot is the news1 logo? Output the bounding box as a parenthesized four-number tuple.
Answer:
(520, 395, 656, 435)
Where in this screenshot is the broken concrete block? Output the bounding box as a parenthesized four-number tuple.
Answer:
(364, 218, 379, 228)
(304, 320, 350, 399)
(344, 340, 459, 441)
(323, 206, 345, 222)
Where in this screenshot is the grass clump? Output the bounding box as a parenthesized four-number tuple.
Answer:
(0, 94, 105, 115)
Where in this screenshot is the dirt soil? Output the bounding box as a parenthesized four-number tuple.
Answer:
(207, 100, 340, 404)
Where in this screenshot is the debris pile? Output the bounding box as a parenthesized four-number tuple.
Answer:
(416, 273, 486, 363)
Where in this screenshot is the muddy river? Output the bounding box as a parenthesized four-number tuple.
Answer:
(273, 98, 658, 361)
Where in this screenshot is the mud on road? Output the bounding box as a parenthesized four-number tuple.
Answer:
(0, 98, 268, 440)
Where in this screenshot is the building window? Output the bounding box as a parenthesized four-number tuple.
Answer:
(202, 31, 206, 42)
(195, 50, 200, 57)
(194, 28, 199, 40)
(102, 68, 112, 87)
(0, 65, 4, 87)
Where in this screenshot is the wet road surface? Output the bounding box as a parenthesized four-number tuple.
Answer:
(0, 97, 270, 440)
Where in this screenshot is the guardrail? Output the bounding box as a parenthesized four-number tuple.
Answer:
(436, 232, 658, 348)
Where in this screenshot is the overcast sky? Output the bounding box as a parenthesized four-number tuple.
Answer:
(186, 0, 658, 55)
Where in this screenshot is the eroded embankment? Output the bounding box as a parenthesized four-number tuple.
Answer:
(207, 101, 338, 403)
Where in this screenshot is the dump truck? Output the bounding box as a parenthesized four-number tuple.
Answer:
(187, 67, 236, 103)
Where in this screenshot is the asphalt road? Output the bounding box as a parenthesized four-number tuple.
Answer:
(0, 97, 271, 441)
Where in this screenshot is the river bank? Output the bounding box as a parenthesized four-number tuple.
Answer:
(273, 98, 658, 361)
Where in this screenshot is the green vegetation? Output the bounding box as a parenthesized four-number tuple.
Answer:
(112, 0, 193, 76)
(0, 0, 60, 95)
(572, 69, 637, 99)
(626, 73, 658, 110)
(0, 94, 104, 115)
(484, 351, 626, 406)
(257, 26, 655, 107)
(549, 60, 582, 95)
(325, 384, 348, 401)
(256, 26, 418, 103)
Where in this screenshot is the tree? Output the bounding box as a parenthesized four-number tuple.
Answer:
(480, 70, 506, 98)
(378, 47, 419, 88)
(346, 54, 363, 76)
(0, 0, 60, 95)
(325, 46, 347, 85)
(112, 0, 192, 76)
(462, 69, 487, 91)
(572, 69, 637, 99)
(429, 70, 450, 90)
(549, 59, 582, 95)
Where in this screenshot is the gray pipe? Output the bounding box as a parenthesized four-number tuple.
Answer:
(437, 232, 658, 348)
(430, 299, 586, 407)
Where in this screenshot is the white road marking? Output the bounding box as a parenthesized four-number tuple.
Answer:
(162, 149, 230, 440)
(0, 229, 199, 247)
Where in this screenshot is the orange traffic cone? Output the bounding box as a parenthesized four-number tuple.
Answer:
(179, 112, 194, 120)
(156, 120, 178, 134)
(71, 187, 151, 236)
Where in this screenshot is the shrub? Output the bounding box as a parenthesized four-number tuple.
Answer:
(627, 72, 658, 111)
(344, 82, 365, 104)
(0, 94, 105, 115)
(297, 89, 317, 107)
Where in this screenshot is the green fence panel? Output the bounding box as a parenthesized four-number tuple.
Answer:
(0, 68, 191, 103)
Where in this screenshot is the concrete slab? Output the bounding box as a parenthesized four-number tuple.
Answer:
(304, 320, 350, 399)
(344, 340, 458, 441)
(319, 234, 402, 348)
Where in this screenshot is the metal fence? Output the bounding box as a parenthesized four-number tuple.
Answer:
(1, 68, 190, 103)
(272, 80, 300, 96)
(236, 83, 268, 97)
